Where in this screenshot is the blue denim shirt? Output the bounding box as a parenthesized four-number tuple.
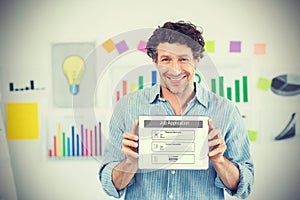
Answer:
(99, 83, 254, 200)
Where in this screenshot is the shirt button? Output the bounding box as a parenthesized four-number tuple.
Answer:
(169, 194, 174, 199)
(171, 170, 176, 174)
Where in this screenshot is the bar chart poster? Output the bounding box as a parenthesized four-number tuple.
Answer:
(112, 65, 159, 105)
(112, 65, 203, 108)
(47, 116, 103, 160)
(209, 75, 251, 104)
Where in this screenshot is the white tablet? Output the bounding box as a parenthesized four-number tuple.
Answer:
(138, 116, 209, 170)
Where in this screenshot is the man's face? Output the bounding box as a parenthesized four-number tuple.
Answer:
(155, 42, 199, 95)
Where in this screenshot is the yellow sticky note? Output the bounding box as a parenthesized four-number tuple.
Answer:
(248, 130, 258, 142)
(204, 40, 215, 53)
(102, 39, 115, 53)
(6, 103, 39, 140)
(257, 77, 272, 91)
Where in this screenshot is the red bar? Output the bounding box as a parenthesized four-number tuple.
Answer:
(116, 91, 120, 102)
(49, 149, 52, 157)
(54, 136, 57, 157)
(90, 130, 93, 156)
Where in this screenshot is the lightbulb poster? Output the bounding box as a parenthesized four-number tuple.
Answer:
(52, 42, 96, 107)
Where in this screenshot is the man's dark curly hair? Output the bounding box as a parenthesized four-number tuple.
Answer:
(146, 21, 205, 61)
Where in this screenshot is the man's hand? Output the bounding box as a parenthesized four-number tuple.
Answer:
(208, 119, 227, 164)
(122, 120, 139, 165)
(112, 120, 139, 191)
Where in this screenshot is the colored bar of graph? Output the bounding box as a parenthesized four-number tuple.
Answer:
(49, 149, 52, 157)
(99, 122, 102, 156)
(116, 91, 120, 101)
(85, 128, 88, 156)
(67, 137, 70, 156)
(122, 80, 127, 96)
(57, 124, 61, 156)
(211, 79, 216, 93)
(130, 83, 137, 92)
(81, 125, 84, 156)
(138, 76, 143, 90)
(72, 126, 75, 156)
(219, 76, 224, 97)
(76, 134, 80, 156)
(152, 70, 157, 86)
(95, 125, 97, 156)
(227, 87, 232, 100)
(62, 132, 66, 156)
(30, 80, 34, 90)
(90, 130, 93, 156)
(235, 80, 240, 102)
(243, 76, 248, 102)
(9, 83, 14, 91)
(54, 136, 57, 156)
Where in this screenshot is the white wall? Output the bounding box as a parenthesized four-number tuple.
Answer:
(0, 0, 299, 200)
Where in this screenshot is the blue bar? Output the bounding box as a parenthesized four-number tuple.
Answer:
(67, 138, 70, 156)
(152, 71, 157, 86)
(76, 134, 80, 156)
(72, 126, 75, 156)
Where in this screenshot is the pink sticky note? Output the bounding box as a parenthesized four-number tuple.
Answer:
(254, 43, 266, 55)
(137, 40, 147, 53)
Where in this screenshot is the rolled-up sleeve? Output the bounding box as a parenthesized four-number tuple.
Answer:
(215, 105, 254, 199)
(98, 98, 132, 198)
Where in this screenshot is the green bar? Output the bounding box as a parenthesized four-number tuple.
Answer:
(62, 132, 66, 157)
(243, 76, 248, 102)
(235, 80, 240, 102)
(138, 76, 143, 90)
(211, 79, 216, 93)
(219, 76, 224, 97)
(227, 87, 232, 100)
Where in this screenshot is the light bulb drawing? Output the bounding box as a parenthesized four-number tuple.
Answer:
(62, 55, 85, 95)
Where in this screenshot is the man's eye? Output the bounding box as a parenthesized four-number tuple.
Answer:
(180, 58, 189, 62)
(161, 58, 169, 62)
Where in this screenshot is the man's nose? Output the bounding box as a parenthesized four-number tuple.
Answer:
(170, 61, 182, 75)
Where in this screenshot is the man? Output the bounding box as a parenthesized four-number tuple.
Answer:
(99, 21, 254, 199)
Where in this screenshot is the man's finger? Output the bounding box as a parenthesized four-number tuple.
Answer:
(132, 120, 139, 136)
(208, 119, 214, 131)
(123, 132, 138, 141)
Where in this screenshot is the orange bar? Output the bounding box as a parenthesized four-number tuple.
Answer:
(122, 80, 127, 96)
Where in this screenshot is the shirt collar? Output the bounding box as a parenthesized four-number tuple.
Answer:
(148, 82, 209, 109)
(194, 83, 209, 109)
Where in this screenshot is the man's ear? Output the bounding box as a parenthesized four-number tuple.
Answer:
(152, 57, 157, 64)
(195, 56, 201, 67)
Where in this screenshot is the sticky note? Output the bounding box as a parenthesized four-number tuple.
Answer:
(6, 103, 39, 140)
(257, 77, 272, 91)
(102, 39, 115, 53)
(230, 41, 241, 53)
(254, 43, 266, 55)
(248, 130, 258, 142)
(137, 40, 147, 53)
(115, 40, 129, 54)
(204, 40, 215, 53)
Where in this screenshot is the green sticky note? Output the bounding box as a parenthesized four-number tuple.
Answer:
(204, 40, 215, 53)
(248, 130, 258, 142)
(257, 77, 272, 91)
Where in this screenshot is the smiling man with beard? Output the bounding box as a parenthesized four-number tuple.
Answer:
(99, 21, 254, 200)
